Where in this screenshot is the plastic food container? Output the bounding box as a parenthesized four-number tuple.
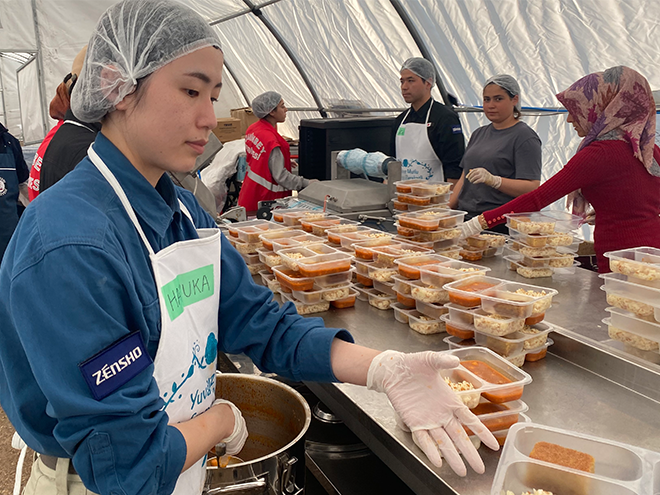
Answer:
(395, 223, 417, 237)
(490, 422, 658, 495)
(396, 291, 417, 308)
(604, 306, 660, 351)
(227, 219, 281, 239)
(397, 208, 467, 231)
(394, 253, 453, 279)
(278, 246, 318, 271)
(605, 246, 660, 282)
(443, 335, 477, 350)
(235, 222, 289, 243)
(539, 210, 584, 231)
(473, 325, 551, 357)
(441, 314, 475, 340)
(277, 209, 321, 226)
(415, 300, 449, 319)
(355, 273, 373, 287)
(391, 274, 414, 295)
(247, 262, 266, 274)
(230, 237, 262, 255)
(504, 212, 556, 234)
(473, 309, 525, 337)
(272, 266, 316, 292)
(298, 252, 353, 277)
(419, 260, 490, 287)
(325, 224, 364, 244)
(371, 244, 433, 268)
(409, 280, 449, 304)
(259, 230, 307, 251)
(281, 293, 330, 315)
(439, 367, 484, 408)
(367, 264, 398, 283)
(335, 229, 393, 249)
(269, 234, 325, 252)
(410, 181, 452, 196)
(256, 247, 282, 268)
(492, 412, 531, 447)
(508, 227, 576, 248)
(504, 256, 555, 278)
(599, 272, 660, 318)
(352, 283, 370, 302)
(414, 227, 462, 242)
(468, 233, 508, 249)
(407, 310, 445, 335)
(353, 238, 398, 260)
(397, 192, 435, 206)
(446, 302, 478, 326)
(258, 271, 281, 293)
(372, 279, 396, 297)
(330, 287, 359, 309)
(291, 283, 352, 304)
(392, 199, 408, 211)
(392, 303, 413, 324)
(240, 251, 261, 265)
(480, 281, 557, 318)
(446, 347, 533, 404)
(366, 289, 396, 310)
(524, 338, 553, 362)
(460, 246, 484, 261)
(466, 398, 529, 434)
(444, 275, 502, 307)
(394, 179, 424, 194)
(310, 218, 360, 237)
(312, 269, 355, 288)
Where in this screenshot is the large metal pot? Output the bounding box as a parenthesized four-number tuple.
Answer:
(204, 373, 311, 495)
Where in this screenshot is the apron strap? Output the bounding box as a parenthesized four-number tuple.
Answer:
(178, 200, 195, 226)
(425, 100, 434, 125)
(87, 145, 156, 256)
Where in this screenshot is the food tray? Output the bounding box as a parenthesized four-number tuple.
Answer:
(490, 422, 659, 495)
(605, 246, 660, 282)
(280, 292, 330, 315)
(505, 255, 580, 278)
(393, 179, 424, 194)
(473, 322, 553, 356)
(278, 246, 323, 271)
(410, 280, 450, 304)
(396, 192, 437, 206)
(352, 283, 370, 302)
(272, 266, 316, 292)
(365, 288, 396, 310)
(258, 271, 281, 293)
(394, 253, 454, 279)
(371, 244, 433, 268)
(604, 307, 660, 351)
(407, 310, 446, 335)
(308, 218, 360, 237)
(393, 303, 413, 324)
(259, 230, 307, 251)
(441, 314, 475, 340)
(396, 290, 417, 308)
(391, 274, 414, 295)
(395, 222, 417, 237)
(459, 246, 485, 261)
(480, 281, 557, 318)
(419, 260, 490, 287)
(276, 209, 321, 226)
(312, 269, 355, 288)
(235, 222, 289, 243)
(330, 287, 359, 309)
(524, 338, 553, 362)
(255, 247, 282, 268)
(297, 252, 353, 277)
(600, 286, 656, 320)
(445, 302, 478, 326)
(372, 279, 396, 297)
(508, 227, 576, 248)
(415, 226, 462, 242)
(355, 273, 373, 287)
(443, 347, 533, 404)
(291, 283, 352, 304)
(227, 219, 283, 238)
(392, 199, 408, 211)
(268, 233, 325, 252)
(325, 224, 364, 244)
(467, 233, 508, 249)
(240, 251, 261, 265)
(539, 210, 584, 230)
(504, 213, 556, 234)
(466, 398, 529, 434)
(410, 181, 453, 197)
(353, 238, 400, 260)
(396, 208, 467, 231)
(599, 271, 660, 314)
(229, 237, 262, 255)
(414, 300, 449, 319)
(473, 308, 525, 337)
(367, 264, 398, 283)
(332, 228, 393, 248)
(492, 413, 531, 447)
(443, 275, 503, 308)
(443, 335, 477, 350)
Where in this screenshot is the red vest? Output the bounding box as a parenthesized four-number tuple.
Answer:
(28, 120, 63, 201)
(238, 119, 292, 212)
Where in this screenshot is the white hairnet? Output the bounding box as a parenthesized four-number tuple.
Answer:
(252, 91, 282, 119)
(400, 57, 435, 86)
(71, 0, 221, 122)
(484, 74, 522, 114)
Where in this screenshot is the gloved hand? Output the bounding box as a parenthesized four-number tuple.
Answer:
(466, 168, 502, 189)
(367, 351, 499, 476)
(213, 399, 248, 455)
(460, 216, 484, 239)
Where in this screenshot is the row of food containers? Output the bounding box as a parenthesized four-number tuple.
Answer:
(599, 247, 660, 356)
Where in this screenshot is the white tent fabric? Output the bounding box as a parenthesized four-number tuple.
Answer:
(0, 56, 24, 137)
(17, 59, 43, 144)
(1, 0, 658, 187)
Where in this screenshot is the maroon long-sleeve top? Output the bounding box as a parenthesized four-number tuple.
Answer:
(484, 140, 660, 272)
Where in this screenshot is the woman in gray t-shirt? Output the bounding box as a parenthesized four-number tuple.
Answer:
(449, 75, 542, 233)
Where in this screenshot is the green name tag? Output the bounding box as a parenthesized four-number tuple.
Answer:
(161, 264, 214, 321)
(397, 127, 406, 136)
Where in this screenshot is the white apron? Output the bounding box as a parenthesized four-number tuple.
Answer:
(395, 100, 444, 181)
(88, 146, 221, 495)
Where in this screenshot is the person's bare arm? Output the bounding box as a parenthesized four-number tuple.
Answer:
(497, 178, 540, 197)
(330, 339, 381, 385)
(449, 171, 466, 209)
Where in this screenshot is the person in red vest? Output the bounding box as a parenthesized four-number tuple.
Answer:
(237, 91, 312, 213)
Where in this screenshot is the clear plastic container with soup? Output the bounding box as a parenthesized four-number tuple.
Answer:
(443, 275, 502, 307)
(439, 367, 483, 408)
(310, 218, 360, 237)
(409, 280, 450, 304)
(472, 309, 525, 337)
(235, 223, 289, 243)
(445, 302, 478, 327)
(278, 246, 318, 271)
(443, 336, 477, 350)
(281, 293, 330, 315)
(604, 246, 660, 282)
(394, 179, 424, 194)
(279, 209, 325, 226)
(396, 208, 467, 231)
(419, 260, 490, 287)
(297, 252, 353, 277)
(230, 237, 262, 255)
(392, 199, 408, 211)
(324, 224, 367, 244)
(334, 228, 392, 249)
(491, 412, 531, 447)
(258, 270, 281, 293)
(466, 398, 529, 434)
(395, 290, 416, 308)
(371, 244, 433, 268)
(459, 246, 484, 261)
(523, 337, 553, 362)
(240, 251, 260, 265)
(367, 264, 398, 283)
(227, 219, 281, 239)
(259, 230, 307, 251)
(353, 237, 399, 260)
(330, 287, 359, 309)
(480, 281, 557, 319)
(396, 192, 435, 206)
(416, 226, 462, 242)
(394, 222, 417, 237)
(312, 268, 355, 288)
(392, 303, 413, 324)
(410, 181, 452, 196)
(394, 253, 452, 279)
(372, 279, 395, 296)
(272, 266, 316, 292)
(391, 274, 414, 295)
(355, 273, 373, 287)
(448, 347, 532, 403)
(256, 247, 281, 268)
(440, 314, 475, 340)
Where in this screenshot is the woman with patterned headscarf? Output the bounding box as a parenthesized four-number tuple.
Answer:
(461, 66, 660, 272)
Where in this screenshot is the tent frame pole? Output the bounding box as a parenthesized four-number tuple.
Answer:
(222, 58, 251, 108)
(30, 0, 48, 137)
(389, 0, 451, 107)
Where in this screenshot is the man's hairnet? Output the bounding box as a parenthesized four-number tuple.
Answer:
(71, 0, 221, 122)
(252, 91, 282, 119)
(484, 74, 522, 114)
(400, 58, 435, 86)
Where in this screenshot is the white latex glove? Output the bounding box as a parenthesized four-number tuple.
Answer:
(213, 399, 248, 455)
(466, 168, 502, 189)
(367, 350, 498, 476)
(460, 216, 484, 239)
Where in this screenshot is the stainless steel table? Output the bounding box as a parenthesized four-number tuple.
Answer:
(302, 259, 660, 495)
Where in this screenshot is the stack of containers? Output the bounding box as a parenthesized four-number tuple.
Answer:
(226, 220, 291, 275)
(271, 208, 326, 227)
(392, 179, 453, 213)
(600, 247, 660, 357)
(502, 212, 583, 278)
(441, 275, 558, 366)
(392, 257, 491, 335)
(459, 232, 508, 261)
(440, 347, 533, 448)
(272, 243, 356, 315)
(393, 207, 467, 259)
